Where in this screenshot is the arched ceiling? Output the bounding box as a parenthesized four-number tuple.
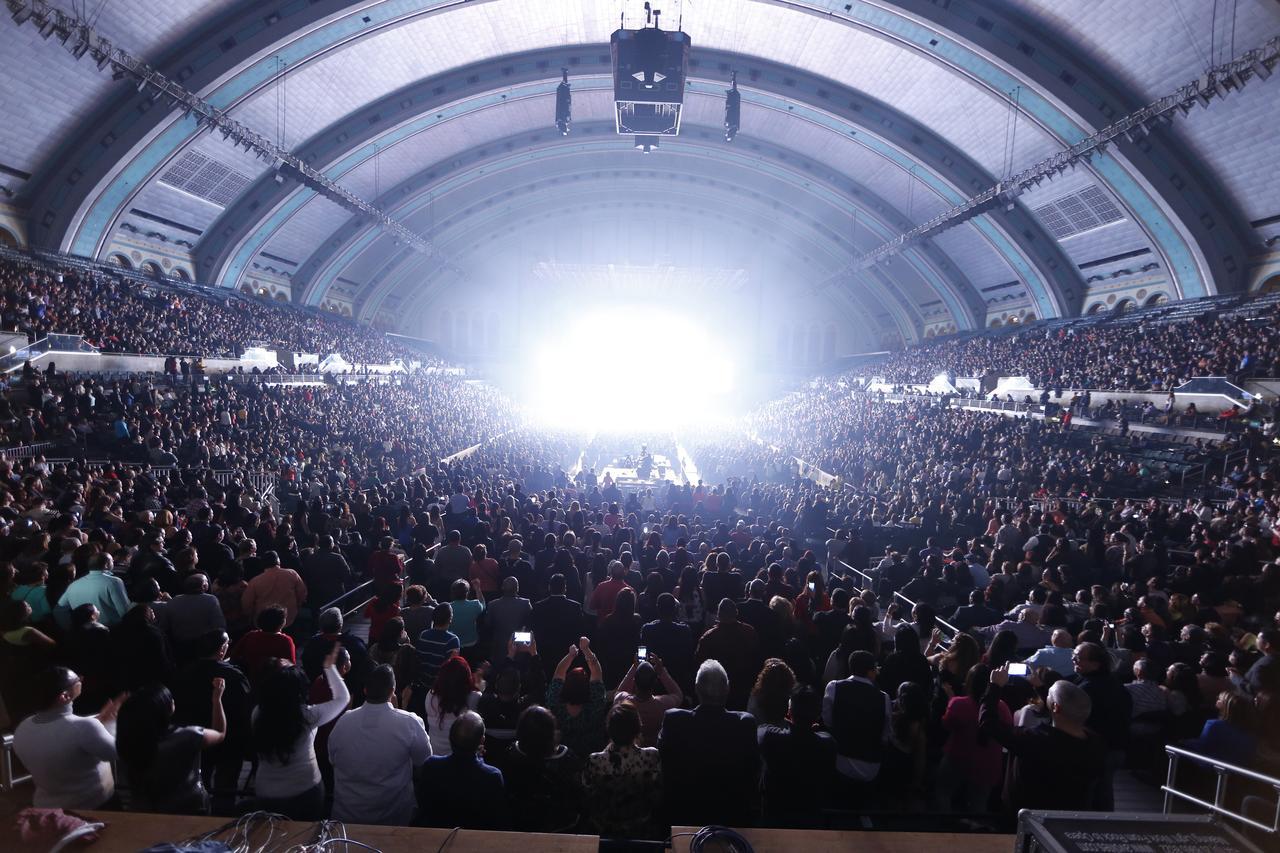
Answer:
(3, 0, 1278, 344)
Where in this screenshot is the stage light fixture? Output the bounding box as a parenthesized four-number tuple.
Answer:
(634, 135, 660, 153)
(12, 6, 33, 25)
(1252, 58, 1272, 80)
(724, 71, 740, 142)
(555, 68, 571, 136)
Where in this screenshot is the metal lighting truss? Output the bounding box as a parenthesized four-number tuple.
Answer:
(850, 35, 1280, 271)
(7, 0, 460, 271)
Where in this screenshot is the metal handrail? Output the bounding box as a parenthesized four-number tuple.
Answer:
(1162, 744, 1280, 835)
(320, 541, 442, 618)
(888, 588, 962, 637)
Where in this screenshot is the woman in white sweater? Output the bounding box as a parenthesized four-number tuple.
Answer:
(251, 644, 350, 819)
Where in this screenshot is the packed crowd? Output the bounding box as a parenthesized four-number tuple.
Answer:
(0, 256, 440, 365)
(2, 261, 1280, 838)
(866, 301, 1280, 391)
(0, 370, 521, 477)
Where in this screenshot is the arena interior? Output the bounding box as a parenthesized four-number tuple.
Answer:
(1, 1, 1280, 851)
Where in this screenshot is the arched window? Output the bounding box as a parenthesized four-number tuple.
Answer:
(0, 227, 18, 249)
(140, 260, 164, 279)
(1261, 275, 1280, 295)
(173, 267, 191, 282)
(273, 292, 288, 303)
(823, 324, 836, 361)
(989, 318, 1003, 328)
(1116, 298, 1136, 314)
(108, 253, 132, 269)
(1086, 302, 1105, 315)
(1145, 292, 1168, 306)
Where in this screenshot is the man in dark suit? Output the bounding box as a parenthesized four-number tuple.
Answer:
(641, 593, 695, 692)
(416, 711, 508, 829)
(949, 589, 1003, 632)
(658, 659, 760, 827)
(530, 573, 583, 675)
(302, 535, 352, 616)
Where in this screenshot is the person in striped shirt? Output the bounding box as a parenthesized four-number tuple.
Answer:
(414, 603, 461, 691)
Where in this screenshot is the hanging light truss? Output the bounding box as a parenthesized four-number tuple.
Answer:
(849, 34, 1280, 271)
(6, 0, 460, 272)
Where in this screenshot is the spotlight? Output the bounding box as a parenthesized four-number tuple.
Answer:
(1252, 58, 1272, 80)
(724, 71, 740, 142)
(634, 134, 660, 153)
(555, 68, 571, 136)
(12, 5, 32, 25)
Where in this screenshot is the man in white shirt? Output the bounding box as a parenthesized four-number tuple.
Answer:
(1026, 629, 1077, 677)
(13, 667, 121, 808)
(328, 664, 431, 825)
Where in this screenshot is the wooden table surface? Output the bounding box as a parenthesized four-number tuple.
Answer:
(75, 811, 601, 853)
(670, 826, 1014, 853)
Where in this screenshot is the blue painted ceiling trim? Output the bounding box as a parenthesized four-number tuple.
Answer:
(38, 2, 1087, 317)
(33, 0, 1225, 316)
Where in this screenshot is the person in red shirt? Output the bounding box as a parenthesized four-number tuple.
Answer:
(364, 582, 403, 644)
(368, 536, 405, 597)
(590, 560, 631, 621)
(230, 605, 296, 687)
(469, 544, 501, 597)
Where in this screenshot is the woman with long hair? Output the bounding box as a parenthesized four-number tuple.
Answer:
(595, 588, 642, 687)
(1184, 691, 1256, 767)
(503, 705, 583, 833)
(983, 629, 1021, 670)
(117, 679, 226, 814)
(250, 645, 350, 819)
(424, 655, 482, 756)
(878, 626, 933, 697)
(749, 658, 797, 729)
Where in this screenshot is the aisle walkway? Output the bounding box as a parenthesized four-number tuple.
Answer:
(674, 440, 700, 484)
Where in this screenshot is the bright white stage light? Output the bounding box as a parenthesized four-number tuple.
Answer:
(527, 306, 736, 431)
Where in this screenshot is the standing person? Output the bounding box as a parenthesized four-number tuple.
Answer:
(1070, 641, 1132, 811)
(613, 657, 684, 747)
(413, 603, 461, 692)
(416, 712, 508, 830)
(116, 679, 227, 814)
(658, 659, 760, 827)
(328, 664, 432, 826)
(485, 576, 532, 663)
(934, 663, 1010, 812)
(759, 685, 838, 828)
(13, 667, 122, 809)
(169, 631, 253, 815)
(694, 599, 761, 711)
(447, 579, 485, 662)
(979, 665, 1107, 812)
(531, 574, 583, 675)
(823, 651, 891, 788)
(56, 553, 129, 628)
(423, 655, 482, 757)
(250, 644, 350, 819)
(583, 702, 664, 839)
(546, 638, 608, 761)
(242, 551, 307, 629)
